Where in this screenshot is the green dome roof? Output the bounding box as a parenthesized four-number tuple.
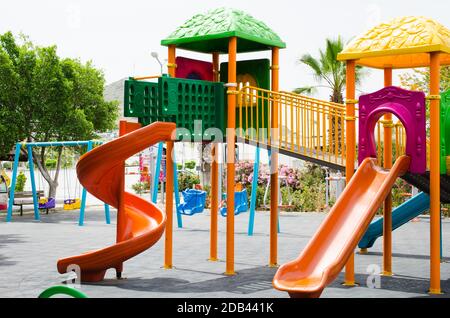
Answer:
(161, 7, 286, 53)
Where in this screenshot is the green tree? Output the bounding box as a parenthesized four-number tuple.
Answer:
(0, 32, 118, 198)
(399, 66, 450, 93)
(15, 172, 27, 192)
(295, 37, 366, 156)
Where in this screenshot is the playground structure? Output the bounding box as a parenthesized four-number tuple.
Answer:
(56, 9, 450, 297)
(274, 16, 450, 297)
(6, 141, 110, 226)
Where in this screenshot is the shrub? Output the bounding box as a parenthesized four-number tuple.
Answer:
(234, 160, 327, 212)
(132, 181, 150, 195)
(391, 179, 412, 208)
(203, 184, 211, 208)
(184, 160, 196, 170)
(178, 172, 200, 192)
(256, 185, 267, 209)
(16, 172, 27, 192)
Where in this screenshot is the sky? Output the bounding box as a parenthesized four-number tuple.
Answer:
(0, 0, 449, 100)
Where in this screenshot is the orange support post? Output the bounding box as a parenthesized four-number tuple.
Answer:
(225, 37, 237, 275)
(429, 52, 441, 294)
(210, 143, 219, 261)
(164, 141, 174, 269)
(382, 68, 393, 276)
(270, 47, 280, 267)
(168, 45, 176, 77)
(209, 52, 220, 262)
(164, 44, 176, 269)
(343, 60, 357, 286)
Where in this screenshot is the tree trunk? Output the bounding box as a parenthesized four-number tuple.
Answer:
(33, 147, 63, 199)
(330, 90, 344, 155)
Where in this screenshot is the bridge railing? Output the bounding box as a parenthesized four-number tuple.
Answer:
(236, 86, 347, 167)
(236, 86, 416, 170)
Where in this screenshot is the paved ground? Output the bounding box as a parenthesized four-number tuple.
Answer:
(0, 206, 449, 298)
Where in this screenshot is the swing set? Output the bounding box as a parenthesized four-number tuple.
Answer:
(6, 141, 110, 226)
(150, 142, 251, 229)
(148, 141, 280, 236)
(62, 147, 81, 210)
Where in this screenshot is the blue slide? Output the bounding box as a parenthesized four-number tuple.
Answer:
(358, 192, 430, 249)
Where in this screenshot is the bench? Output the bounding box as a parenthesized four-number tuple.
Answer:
(13, 190, 50, 216)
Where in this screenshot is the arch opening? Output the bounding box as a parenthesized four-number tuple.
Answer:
(358, 86, 426, 174)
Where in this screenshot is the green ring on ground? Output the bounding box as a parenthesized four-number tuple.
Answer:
(38, 286, 88, 298)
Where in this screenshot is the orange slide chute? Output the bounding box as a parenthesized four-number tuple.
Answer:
(57, 122, 176, 282)
(273, 155, 411, 298)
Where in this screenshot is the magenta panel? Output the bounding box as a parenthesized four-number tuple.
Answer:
(175, 57, 213, 81)
(358, 86, 426, 173)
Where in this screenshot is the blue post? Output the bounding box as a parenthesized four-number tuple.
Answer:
(267, 149, 280, 234)
(27, 145, 40, 221)
(6, 143, 22, 222)
(173, 152, 182, 228)
(248, 146, 260, 236)
(152, 142, 163, 204)
(78, 141, 93, 226)
(104, 203, 111, 224)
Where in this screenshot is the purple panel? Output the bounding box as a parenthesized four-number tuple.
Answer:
(358, 86, 426, 174)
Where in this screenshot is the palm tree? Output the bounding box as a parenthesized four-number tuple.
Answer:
(295, 37, 366, 156)
(295, 37, 365, 103)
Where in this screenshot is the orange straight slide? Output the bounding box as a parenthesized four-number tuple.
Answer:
(57, 122, 176, 282)
(273, 155, 411, 298)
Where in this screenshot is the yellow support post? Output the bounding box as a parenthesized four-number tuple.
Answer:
(164, 141, 174, 269)
(270, 47, 280, 267)
(382, 68, 393, 276)
(225, 37, 237, 276)
(343, 60, 357, 286)
(209, 52, 220, 262)
(429, 52, 442, 294)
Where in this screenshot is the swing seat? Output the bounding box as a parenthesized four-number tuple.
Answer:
(63, 198, 81, 210)
(178, 189, 206, 216)
(220, 189, 248, 217)
(39, 197, 55, 209)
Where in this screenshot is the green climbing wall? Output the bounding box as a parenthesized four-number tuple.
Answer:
(124, 75, 226, 141)
(220, 59, 270, 135)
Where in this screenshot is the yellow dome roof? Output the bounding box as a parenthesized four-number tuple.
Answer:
(337, 16, 450, 69)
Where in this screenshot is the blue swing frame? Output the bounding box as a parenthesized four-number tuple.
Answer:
(6, 141, 110, 226)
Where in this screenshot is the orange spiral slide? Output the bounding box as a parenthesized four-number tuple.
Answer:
(57, 122, 176, 282)
(273, 155, 411, 298)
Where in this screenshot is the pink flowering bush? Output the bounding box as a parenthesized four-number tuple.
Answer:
(233, 161, 327, 211)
